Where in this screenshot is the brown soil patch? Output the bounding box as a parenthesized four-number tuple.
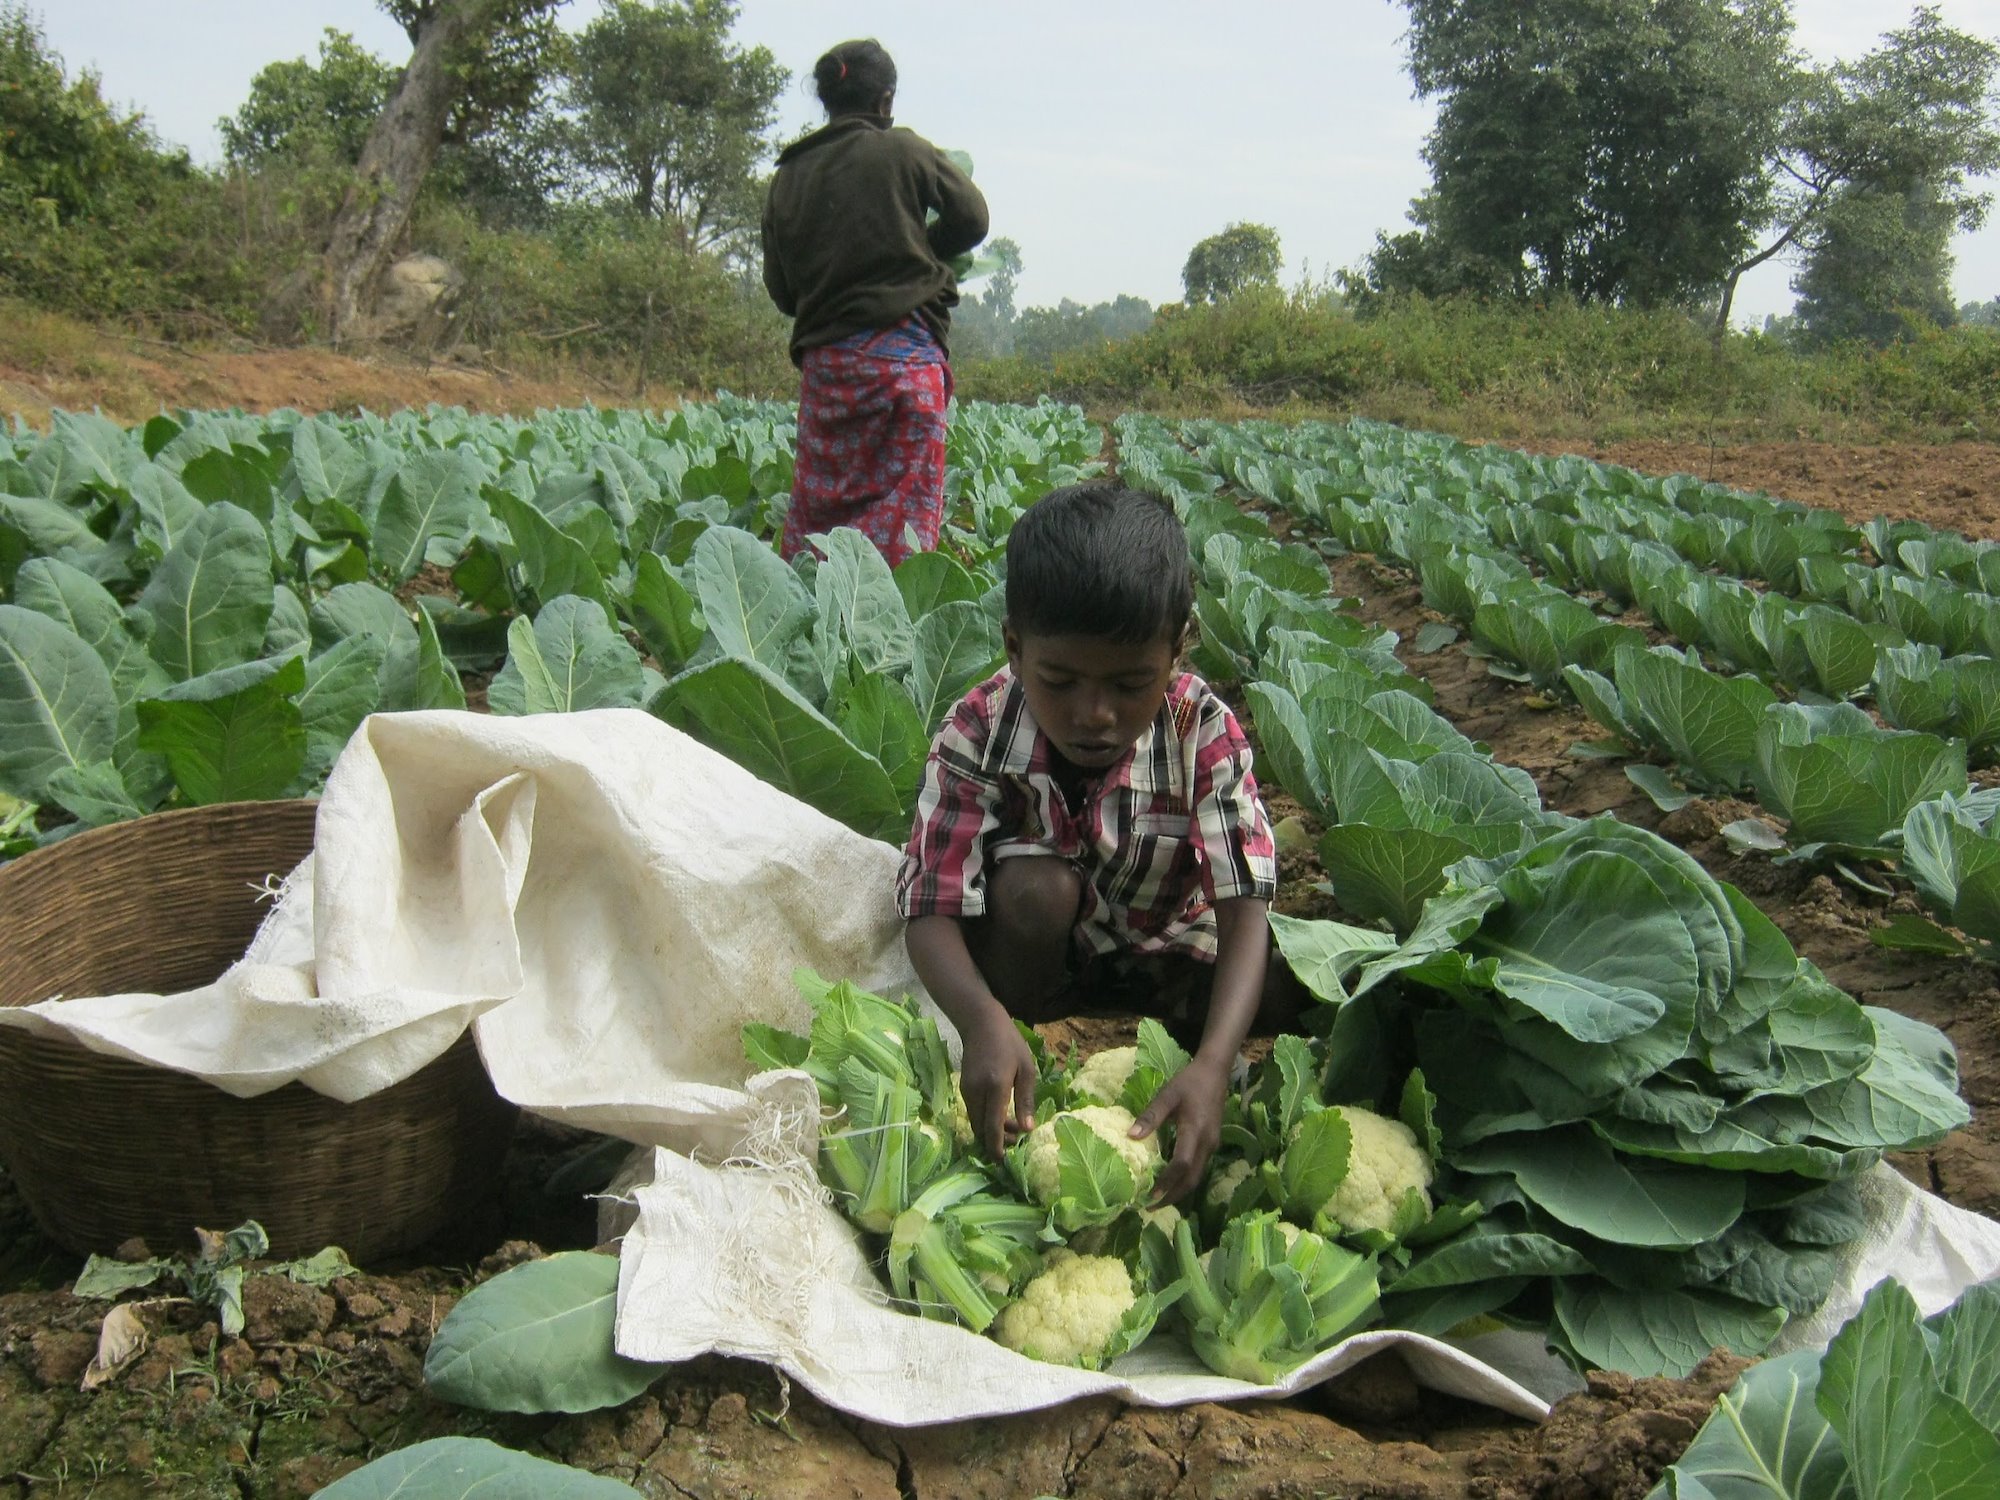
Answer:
(0, 336, 698, 429)
(1520, 438, 2000, 542)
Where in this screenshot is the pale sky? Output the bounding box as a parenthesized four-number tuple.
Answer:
(35, 1, 2000, 326)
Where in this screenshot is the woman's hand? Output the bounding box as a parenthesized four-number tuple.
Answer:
(1129, 1053, 1230, 1205)
(960, 1005, 1039, 1160)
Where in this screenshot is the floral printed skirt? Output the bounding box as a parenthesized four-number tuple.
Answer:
(782, 342, 952, 569)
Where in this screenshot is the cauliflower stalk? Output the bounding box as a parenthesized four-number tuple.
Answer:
(1174, 1212, 1380, 1384)
(1009, 1105, 1162, 1233)
(991, 1248, 1165, 1370)
(1277, 1104, 1433, 1246)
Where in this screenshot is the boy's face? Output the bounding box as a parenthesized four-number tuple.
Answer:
(1004, 625, 1179, 772)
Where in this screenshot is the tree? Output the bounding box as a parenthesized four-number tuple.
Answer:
(0, 1, 168, 221)
(322, 0, 560, 340)
(1962, 297, 2000, 328)
(1013, 295, 1154, 363)
(1182, 223, 1282, 304)
(220, 29, 397, 166)
(982, 236, 1023, 325)
(1792, 181, 1957, 344)
(561, 0, 786, 246)
(1715, 6, 2000, 334)
(1376, 0, 1793, 308)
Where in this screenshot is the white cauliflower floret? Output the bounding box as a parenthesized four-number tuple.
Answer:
(992, 1250, 1135, 1368)
(1204, 1157, 1254, 1213)
(1139, 1203, 1181, 1238)
(1071, 1046, 1138, 1106)
(1321, 1105, 1433, 1236)
(1019, 1105, 1162, 1204)
(946, 1071, 975, 1151)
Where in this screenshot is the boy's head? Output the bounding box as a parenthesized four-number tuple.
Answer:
(1003, 484, 1194, 770)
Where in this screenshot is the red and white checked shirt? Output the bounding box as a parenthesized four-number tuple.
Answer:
(896, 668, 1279, 959)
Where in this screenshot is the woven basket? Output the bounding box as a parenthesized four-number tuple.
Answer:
(0, 801, 518, 1261)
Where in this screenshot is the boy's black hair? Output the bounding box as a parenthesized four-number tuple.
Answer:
(1005, 484, 1194, 646)
(814, 40, 896, 116)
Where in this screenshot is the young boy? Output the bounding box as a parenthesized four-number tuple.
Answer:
(897, 483, 1283, 1204)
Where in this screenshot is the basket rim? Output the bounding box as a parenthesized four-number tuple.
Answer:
(0, 799, 320, 888)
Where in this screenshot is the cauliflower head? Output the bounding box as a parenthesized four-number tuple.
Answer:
(1204, 1157, 1254, 1214)
(1019, 1105, 1162, 1206)
(1071, 1046, 1138, 1107)
(992, 1250, 1136, 1368)
(1321, 1105, 1433, 1236)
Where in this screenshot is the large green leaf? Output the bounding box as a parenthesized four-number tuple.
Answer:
(1268, 913, 1401, 1004)
(0, 604, 119, 802)
(310, 582, 424, 713)
(1387, 1226, 1593, 1294)
(135, 654, 308, 803)
(375, 447, 484, 581)
(1818, 1279, 2000, 1499)
(295, 637, 387, 786)
(423, 1252, 666, 1415)
(1799, 1008, 1969, 1151)
(134, 501, 275, 681)
(1552, 1278, 1788, 1379)
(410, 606, 468, 711)
(894, 547, 981, 618)
(316, 1437, 644, 1499)
(688, 525, 814, 676)
(625, 553, 704, 672)
(488, 595, 647, 716)
(1475, 851, 1692, 1043)
(906, 600, 1004, 734)
(1652, 1348, 1846, 1498)
(1454, 1127, 1745, 1249)
(489, 490, 616, 625)
(1617, 645, 1773, 793)
(829, 667, 931, 811)
(653, 655, 905, 840)
(812, 527, 914, 683)
(1901, 799, 2000, 944)
(1317, 823, 1473, 935)
(1754, 709, 1966, 850)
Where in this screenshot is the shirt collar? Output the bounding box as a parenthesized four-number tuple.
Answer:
(986, 668, 1185, 794)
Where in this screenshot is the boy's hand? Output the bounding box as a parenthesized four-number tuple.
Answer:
(961, 1007, 1039, 1160)
(1129, 1054, 1230, 1205)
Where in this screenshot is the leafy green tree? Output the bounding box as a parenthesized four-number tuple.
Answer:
(1792, 181, 1957, 344)
(1961, 296, 2000, 328)
(953, 237, 1024, 357)
(561, 0, 787, 246)
(1182, 223, 1282, 304)
(0, 1, 170, 221)
(379, 0, 562, 149)
(220, 29, 398, 166)
(1375, 0, 1792, 308)
(982, 236, 1023, 325)
(1718, 6, 2000, 332)
(1013, 295, 1154, 362)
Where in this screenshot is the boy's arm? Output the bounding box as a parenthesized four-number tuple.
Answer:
(1132, 896, 1269, 1204)
(905, 915, 1038, 1158)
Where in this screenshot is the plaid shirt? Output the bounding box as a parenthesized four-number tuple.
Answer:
(896, 668, 1278, 959)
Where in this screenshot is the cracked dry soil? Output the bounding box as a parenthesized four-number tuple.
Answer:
(4, 439, 1997, 1498)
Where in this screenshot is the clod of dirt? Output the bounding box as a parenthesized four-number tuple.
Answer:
(241, 1274, 336, 1344)
(1471, 1350, 1752, 1500)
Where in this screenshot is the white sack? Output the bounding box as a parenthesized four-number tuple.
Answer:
(0, 709, 922, 1137)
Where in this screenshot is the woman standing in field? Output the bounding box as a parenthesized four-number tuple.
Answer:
(761, 39, 989, 568)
